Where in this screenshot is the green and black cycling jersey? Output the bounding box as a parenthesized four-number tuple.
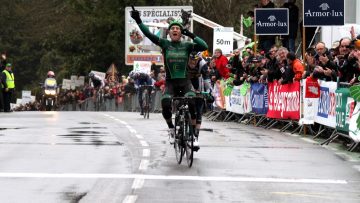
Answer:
(137, 23, 208, 80)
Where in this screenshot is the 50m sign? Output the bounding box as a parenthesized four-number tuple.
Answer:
(213, 27, 233, 55)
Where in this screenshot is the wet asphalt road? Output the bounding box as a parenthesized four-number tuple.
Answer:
(0, 111, 360, 203)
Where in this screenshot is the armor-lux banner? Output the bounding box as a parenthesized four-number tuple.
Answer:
(267, 81, 300, 120)
(250, 83, 268, 115)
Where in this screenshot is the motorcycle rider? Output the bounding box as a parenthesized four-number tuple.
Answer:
(42, 71, 57, 110)
(44, 71, 57, 88)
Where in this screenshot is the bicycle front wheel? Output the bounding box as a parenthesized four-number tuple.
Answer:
(184, 112, 194, 167)
(174, 116, 184, 164)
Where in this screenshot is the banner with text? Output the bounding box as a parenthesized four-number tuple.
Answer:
(300, 78, 320, 125)
(267, 81, 300, 120)
(314, 81, 337, 128)
(213, 80, 226, 109)
(336, 88, 355, 133)
(213, 27, 234, 55)
(349, 103, 360, 142)
(250, 83, 268, 115)
(303, 0, 344, 26)
(226, 84, 252, 114)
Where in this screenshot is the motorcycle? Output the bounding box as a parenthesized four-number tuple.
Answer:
(41, 78, 57, 111)
(43, 87, 57, 111)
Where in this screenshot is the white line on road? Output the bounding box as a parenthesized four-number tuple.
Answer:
(132, 178, 145, 189)
(353, 165, 360, 172)
(125, 125, 137, 134)
(300, 137, 318, 144)
(139, 140, 149, 147)
(139, 160, 149, 171)
(122, 195, 138, 203)
(135, 134, 144, 139)
(0, 173, 347, 184)
(142, 149, 150, 157)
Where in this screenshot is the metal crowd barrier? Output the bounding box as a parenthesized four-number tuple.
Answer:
(59, 89, 163, 112)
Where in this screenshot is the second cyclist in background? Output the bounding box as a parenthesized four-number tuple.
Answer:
(129, 71, 154, 115)
(88, 72, 105, 99)
(187, 51, 213, 151)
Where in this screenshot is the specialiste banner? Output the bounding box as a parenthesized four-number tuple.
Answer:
(267, 81, 300, 120)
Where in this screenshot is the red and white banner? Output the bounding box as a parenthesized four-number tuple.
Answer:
(300, 78, 320, 125)
(267, 81, 300, 120)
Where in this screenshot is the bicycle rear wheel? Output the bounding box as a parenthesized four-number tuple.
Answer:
(184, 112, 194, 167)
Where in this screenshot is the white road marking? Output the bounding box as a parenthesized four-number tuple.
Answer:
(138, 160, 149, 171)
(122, 195, 138, 203)
(353, 165, 360, 172)
(131, 178, 145, 189)
(300, 137, 318, 144)
(140, 140, 149, 147)
(135, 134, 144, 139)
(126, 125, 137, 134)
(142, 149, 150, 157)
(334, 152, 359, 162)
(0, 173, 347, 184)
(120, 121, 127, 125)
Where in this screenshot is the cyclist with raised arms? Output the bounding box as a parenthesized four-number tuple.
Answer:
(130, 6, 208, 148)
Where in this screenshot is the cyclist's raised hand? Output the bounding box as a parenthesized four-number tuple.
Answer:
(181, 29, 196, 39)
(130, 6, 142, 24)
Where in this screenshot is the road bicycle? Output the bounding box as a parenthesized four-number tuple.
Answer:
(172, 96, 195, 167)
(141, 85, 153, 119)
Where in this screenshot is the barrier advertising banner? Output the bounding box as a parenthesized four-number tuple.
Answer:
(227, 84, 252, 114)
(314, 81, 337, 128)
(267, 81, 300, 120)
(349, 103, 360, 142)
(213, 80, 225, 109)
(300, 78, 320, 125)
(250, 83, 268, 115)
(336, 88, 355, 133)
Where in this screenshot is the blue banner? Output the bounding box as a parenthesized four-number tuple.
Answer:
(303, 0, 344, 26)
(250, 83, 268, 115)
(255, 8, 289, 35)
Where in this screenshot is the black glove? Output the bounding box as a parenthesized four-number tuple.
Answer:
(130, 8, 142, 24)
(181, 29, 196, 39)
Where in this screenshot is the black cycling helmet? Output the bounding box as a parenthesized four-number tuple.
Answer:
(189, 51, 200, 60)
(88, 72, 95, 78)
